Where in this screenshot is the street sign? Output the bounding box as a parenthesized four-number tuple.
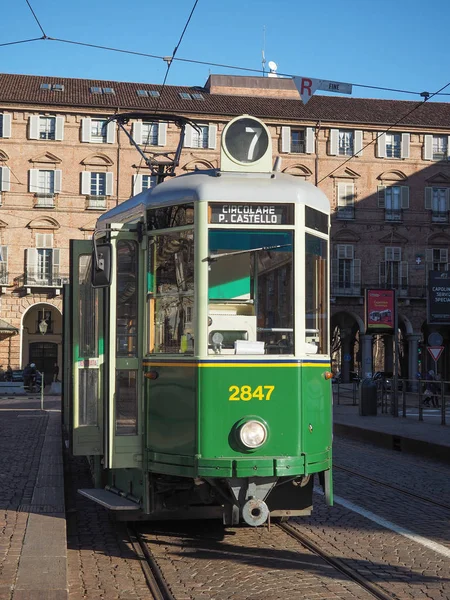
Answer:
(343, 354, 351, 362)
(292, 76, 353, 104)
(427, 346, 444, 362)
(428, 332, 443, 346)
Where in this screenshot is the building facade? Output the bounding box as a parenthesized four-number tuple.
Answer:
(0, 72, 449, 382)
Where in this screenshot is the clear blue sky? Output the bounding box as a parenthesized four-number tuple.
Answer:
(2, 0, 450, 102)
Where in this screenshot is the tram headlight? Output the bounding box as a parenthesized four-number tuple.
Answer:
(239, 420, 268, 449)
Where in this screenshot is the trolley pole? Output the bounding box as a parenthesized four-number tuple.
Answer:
(393, 290, 399, 417)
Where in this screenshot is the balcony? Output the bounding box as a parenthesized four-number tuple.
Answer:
(431, 211, 449, 224)
(16, 269, 69, 293)
(385, 209, 402, 221)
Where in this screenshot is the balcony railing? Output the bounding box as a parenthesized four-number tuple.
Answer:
(18, 269, 69, 288)
(431, 211, 449, 223)
(34, 193, 55, 208)
(87, 196, 107, 210)
(385, 209, 402, 221)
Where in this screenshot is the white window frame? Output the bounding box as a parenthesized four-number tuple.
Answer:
(183, 123, 217, 149)
(331, 244, 361, 296)
(81, 171, 113, 197)
(29, 169, 62, 198)
(337, 182, 355, 219)
(29, 115, 64, 141)
(81, 118, 115, 144)
(132, 174, 157, 195)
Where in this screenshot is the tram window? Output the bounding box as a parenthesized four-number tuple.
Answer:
(149, 231, 194, 354)
(147, 203, 194, 230)
(305, 234, 328, 354)
(78, 254, 98, 358)
(115, 370, 138, 435)
(116, 240, 138, 357)
(208, 230, 294, 354)
(78, 368, 98, 426)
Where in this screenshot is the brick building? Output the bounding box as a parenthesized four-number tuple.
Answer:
(0, 72, 449, 382)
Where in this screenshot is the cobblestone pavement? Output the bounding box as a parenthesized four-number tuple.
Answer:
(0, 409, 48, 600)
(66, 438, 450, 599)
(65, 454, 150, 600)
(139, 521, 373, 600)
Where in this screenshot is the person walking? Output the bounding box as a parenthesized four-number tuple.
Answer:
(53, 363, 59, 382)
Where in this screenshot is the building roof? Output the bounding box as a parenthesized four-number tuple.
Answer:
(0, 72, 449, 129)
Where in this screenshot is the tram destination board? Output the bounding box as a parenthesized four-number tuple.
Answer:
(210, 203, 294, 225)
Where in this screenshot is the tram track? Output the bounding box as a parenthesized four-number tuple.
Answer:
(334, 463, 450, 512)
(127, 526, 176, 600)
(278, 521, 398, 600)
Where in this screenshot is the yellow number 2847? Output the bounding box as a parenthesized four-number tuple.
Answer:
(228, 385, 275, 401)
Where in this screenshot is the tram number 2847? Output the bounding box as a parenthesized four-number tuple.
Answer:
(228, 385, 275, 401)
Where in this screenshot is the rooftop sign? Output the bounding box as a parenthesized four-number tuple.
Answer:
(293, 76, 353, 104)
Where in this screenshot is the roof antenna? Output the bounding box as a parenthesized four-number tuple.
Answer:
(262, 25, 266, 77)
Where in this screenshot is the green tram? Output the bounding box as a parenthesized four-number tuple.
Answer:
(64, 115, 333, 526)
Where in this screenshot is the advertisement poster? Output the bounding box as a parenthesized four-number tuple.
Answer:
(365, 289, 395, 333)
(428, 271, 450, 324)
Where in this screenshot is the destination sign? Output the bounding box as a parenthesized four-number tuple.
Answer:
(210, 204, 293, 225)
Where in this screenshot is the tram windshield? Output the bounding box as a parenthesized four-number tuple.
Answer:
(208, 230, 293, 355)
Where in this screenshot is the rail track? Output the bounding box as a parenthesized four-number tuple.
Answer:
(334, 464, 450, 511)
(278, 521, 398, 600)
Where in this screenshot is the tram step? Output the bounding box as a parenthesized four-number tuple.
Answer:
(78, 488, 140, 510)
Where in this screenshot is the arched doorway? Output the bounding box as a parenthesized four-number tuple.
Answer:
(29, 341, 58, 385)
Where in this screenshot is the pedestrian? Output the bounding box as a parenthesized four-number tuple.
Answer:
(433, 374, 441, 408)
(53, 362, 59, 382)
(423, 370, 437, 408)
(5, 365, 12, 381)
(23, 363, 31, 389)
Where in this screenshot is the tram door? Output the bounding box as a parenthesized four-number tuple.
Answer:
(68, 240, 104, 456)
(107, 231, 143, 469)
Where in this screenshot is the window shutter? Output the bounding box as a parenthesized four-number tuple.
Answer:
(52, 249, 60, 279)
(426, 249, 433, 263)
(354, 130, 363, 156)
(379, 261, 386, 284)
(423, 134, 433, 160)
(29, 169, 39, 193)
(26, 248, 38, 282)
(401, 133, 410, 159)
(81, 118, 91, 142)
(133, 174, 143, 195)
(377, 185, 386, 208)
(37, 233, 53, 247)
(29, 116, 39, 140)
(329, 129, 339, 155)
(424, 187, 433, 210)
(132, 121, 143, 145)
(2, 114, 11, 138)
(400, 261, 408, 286)
(81, 172, 91, 195)
(337, 183, 354, 207)
(281, 126, 291, 153)
(440, 249, 448, 263)
(54, 169, 62, 193)
(446, 189, 450, 212)
(158, 122, 167, 147)
(0, 167, 10, 192)
(331, 258, 338, 286)
(208, 124, 217, 149)
(105, 172, 113, 196)
(184, 124, 193, 147)
(305, 127, 315, 154)
(55, 116, 64, 141)
(401, 186, 409, 209)
(353, 259, 361, 287)
(106, 121, 115, 144)
(376, 132, 386, 158)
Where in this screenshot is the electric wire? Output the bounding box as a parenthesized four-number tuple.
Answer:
(317, 80, 450, 184)
(25, 0, 47, 38)
(0, 37, 44, 48)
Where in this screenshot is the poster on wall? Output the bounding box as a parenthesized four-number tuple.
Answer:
(365, 289, 395, 333)
(428, 271, 450, 324)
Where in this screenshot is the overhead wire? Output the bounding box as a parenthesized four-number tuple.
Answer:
(25, 0, 47, 38)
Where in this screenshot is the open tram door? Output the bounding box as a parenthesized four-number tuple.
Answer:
(66, 240, 105, 486)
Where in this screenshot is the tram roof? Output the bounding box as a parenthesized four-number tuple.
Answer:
(97, 170, 330, 226)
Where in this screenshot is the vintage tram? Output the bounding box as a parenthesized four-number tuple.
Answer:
(64, 115, 333, 526)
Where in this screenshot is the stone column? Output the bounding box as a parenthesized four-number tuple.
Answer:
(360, 334, 373, 379)
(341, 336, 352, 382)
(407, 334, 422, 392)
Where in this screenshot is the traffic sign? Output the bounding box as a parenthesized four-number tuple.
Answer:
(428, 332, 443, 346)
(293, 76, 353, 104)
(427, 346, 444, 361)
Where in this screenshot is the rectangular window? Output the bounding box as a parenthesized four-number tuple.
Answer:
(380, 247, 407, 290)
(91, 119, 107, 143)
(192, 125, 209, 148)
(147, 204, 194, 230)
(115, 370, 138, 435)
(339, 130, 354, 156)
(90, 173, 106, 196)
(79, 254, 99, 358)
(386, 133, 401, 158)
(385, 186, 401, 221)
(142, 122, 158, 145)
(431, 188, 448, 223)
(0, 115, 4, 138)
(39, 116, 56, 140)
(291, 129, 305, 153)
(332, 245, 361, 296)
(427, 248, 448, 271)
(433, 135, 448, 161)
(149, 231, 194, 354)
(305, 234, 328, 354)
(37, 170, 55, 195)
(208, 230, 294, 355)
(337, 183, 355, 219)
(116, 240, 138, 357)
(142, 175, 157, 190)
